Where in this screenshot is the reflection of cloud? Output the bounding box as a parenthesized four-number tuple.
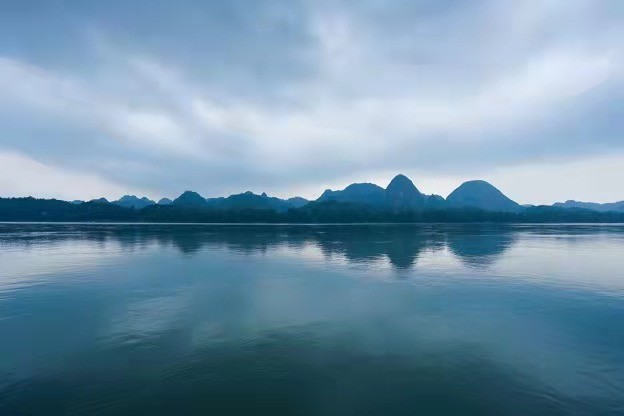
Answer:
(2, 319, 621, 415)
(1, 223, 624, 414)
(2, 224, 624, 294)
(105, 290, 191, 343)
(0, 239, 123, 293)
(0, 224, 515, 277)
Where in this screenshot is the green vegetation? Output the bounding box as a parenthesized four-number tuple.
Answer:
(1, 197, 623, 223)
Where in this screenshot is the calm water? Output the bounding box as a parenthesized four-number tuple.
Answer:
(1, 224, 623, 415)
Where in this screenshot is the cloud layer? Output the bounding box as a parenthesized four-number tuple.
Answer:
(0, 0, 623, 203)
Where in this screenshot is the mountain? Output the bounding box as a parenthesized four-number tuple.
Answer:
(71, 200, 84, 205)
(2, 196, 624, 223)
(316, 175, 432, 210)
(26, 173, 623, 217)
(553, 200, 624, 212)
(206, 191, 309, 212)
(318, 183, 386, 206)
(89, 198, 110, 204)
(447, 180, 520, 212)
(113, 195, 155, 210)
(385, 174, 426, 210)
(0, 197, 138, 222)
(68, 176, 526, 214)
(425, 194, 447, 208)
(211, 191, 277, 210)
(158, 198, 173, 205)
(286, 197, 309, 209)
(172, 191, 208, 207)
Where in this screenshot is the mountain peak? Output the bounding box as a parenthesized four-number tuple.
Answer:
(158, 198, 173, 205)
(318, 183, 386, 206)
(89, 197, 109, 204)
(117, 195, 137, 201)
(452, 180, 500, 192)
(114, 195, 155, 209)
(287, 196, 309, 208)
(319, 189, 335, 200)
(460, 180, 493, 187)
(553, 200, 624, 212)
(447, 180, 520, 212)
(172, 191, 207, 207)
(388, 174, 411, 184)
(386, 174, 425, 209)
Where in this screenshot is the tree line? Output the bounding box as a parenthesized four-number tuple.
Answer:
(1, 197, 623, 223)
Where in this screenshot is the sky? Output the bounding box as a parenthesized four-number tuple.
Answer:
(0, 0, 623, 205)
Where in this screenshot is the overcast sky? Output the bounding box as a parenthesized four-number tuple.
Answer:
(0, 0, 623, 204)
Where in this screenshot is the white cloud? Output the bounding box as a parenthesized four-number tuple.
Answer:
(0, 150, 146, 200)
(0, 0, 622, 201)
(104, 109, 197, 156)
(484, 153, 624, 205)
(0, 58, 200, 158)
(1, 41, 616, 165)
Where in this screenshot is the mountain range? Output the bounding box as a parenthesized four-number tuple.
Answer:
(113, 195, 156, 210)
(168, 190, 309, 212)
(316, 174, 510, 212)
(447, 180, 522, 212)
(150, 175, 522, 213)
(553, 200, 624, 213)
(20, 174, 624, 214)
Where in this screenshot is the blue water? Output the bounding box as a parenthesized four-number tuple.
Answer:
(1, 223, 623, 415)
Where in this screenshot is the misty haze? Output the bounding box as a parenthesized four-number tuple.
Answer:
(1, 1, 623, 415)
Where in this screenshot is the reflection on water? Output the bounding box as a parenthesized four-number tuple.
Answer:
(0, 223, 519, 270)
(0, 223, 623, 415)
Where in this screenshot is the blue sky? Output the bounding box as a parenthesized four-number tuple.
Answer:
(0, 0, 622, 204)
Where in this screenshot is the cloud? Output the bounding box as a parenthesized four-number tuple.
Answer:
(0, 0, 622, 201)
(0, 58, 201, 158)
(484, 153, 624, 205)
(0, 150, 144, 200)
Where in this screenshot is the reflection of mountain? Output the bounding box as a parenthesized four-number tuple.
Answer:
(0, 224, 521, 271)
(446, 225, 517, 268)
(308, 227, 446, 270)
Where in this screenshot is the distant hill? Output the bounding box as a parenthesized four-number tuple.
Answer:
(170, 190, 308, 211)
(89, 198, 110, 204)
(113, 195, 155, 210)
(553, 200, 624, 212)
(286, 197, 309, 209)
(0, 197, 137, 222)
(5, 172, 622, 221)
(207, 191, 309, 212)
(385, 174, 426, 210)
(55, 174, 527, 214)
(172, 191, 208, 207)
(316, 175, 453, 211)
(426, 194, 446, 209)
(158, 198, 173, 205)
(317, 175, 433, 210)
(319, 183, 386, 206)
(2, 196, 624, 223)
(447, 180, 521, 212)
(209, 191, 280, 211)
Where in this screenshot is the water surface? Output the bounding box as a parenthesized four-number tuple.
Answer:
(1, 224, 623, 415)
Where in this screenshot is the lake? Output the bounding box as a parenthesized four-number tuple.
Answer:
(1, 223, 623, 415)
